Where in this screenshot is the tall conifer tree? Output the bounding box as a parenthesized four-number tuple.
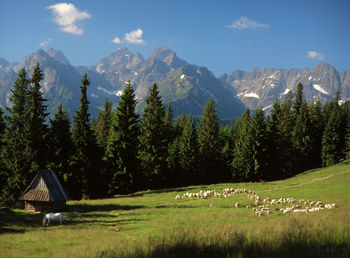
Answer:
(277, 91, 295, 177)
(178, 115, 199, 185)
(94, 99, 113, 150)
(308, 100, 324, 168)
(321, 95, 344, 166)
(249, 107, 268, 181)
(265, 98, 282, 180)
(106, 82, 140, 194)
(71, 73, 100, 199)
(198, 98, 223, 183)
(26, 62, 49, 170)
(48, 104, 72, 191)
(1, 69, 30, 205)
(232, 108, 252, 181)
(0, 107, 5, 148)
(321, 111, 342, 166)
(139, 83, 167, 189)
(292, 101, 313, 171)
(293, 82, 304, 116)
(0, 107, 6, 190)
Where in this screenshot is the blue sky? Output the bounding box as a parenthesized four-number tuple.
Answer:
(0, 0, 349, 76)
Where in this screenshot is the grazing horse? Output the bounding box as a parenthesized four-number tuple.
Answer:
(43, 213, 63, 226)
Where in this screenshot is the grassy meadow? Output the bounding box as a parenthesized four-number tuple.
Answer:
(1, 160, 349, 257)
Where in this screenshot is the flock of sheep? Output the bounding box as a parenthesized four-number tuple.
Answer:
(175, 188, 338, 217)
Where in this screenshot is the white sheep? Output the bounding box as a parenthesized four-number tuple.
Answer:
(293, 209, 308, 214)
(256, 211, 265, 216)
(235, 202, 240, 208)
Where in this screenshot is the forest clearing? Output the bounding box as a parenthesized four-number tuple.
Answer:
(0, 160, 349, 257)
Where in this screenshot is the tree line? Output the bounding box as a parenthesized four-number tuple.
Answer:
(0, 63, 349, 205)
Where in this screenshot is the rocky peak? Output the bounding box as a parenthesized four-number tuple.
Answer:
(311, 63, 337, 75)
(129, 52, 144, 69)
(47, 48, 70, 65)
(148, 47, 175, 61)
(0, 57, 9, 68)
(12, 49, 52, 73)
(96, 47, 133, 73)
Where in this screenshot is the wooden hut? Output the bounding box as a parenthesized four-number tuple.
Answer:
(18, 170, 69, 212)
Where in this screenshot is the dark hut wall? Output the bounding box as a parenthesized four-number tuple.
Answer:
(24, 201, 66, 212)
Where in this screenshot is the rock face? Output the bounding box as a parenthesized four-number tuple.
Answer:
(0, 47, 245, 118)
(220, 63, 349, 111)
(0, 47, 348, 118)
(0, 49, 118, 116)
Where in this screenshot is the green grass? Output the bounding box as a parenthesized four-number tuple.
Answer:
(1, 161, 349, 257)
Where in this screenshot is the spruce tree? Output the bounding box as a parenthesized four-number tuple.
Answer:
(94, 99, 113, 150)
(0, 107, 6, 191)
(0, 107, 5, 148)
(221, 124, 236, 181)
(308, 100, 324, 168)
(139, 83, 167, 189)
(198, 98, 223, 183)
(265, 98, 282, 180)
(26, 62, 49, 170)
(178, 115, 199, 186)
(293, 82, 303, 116)
(71, 73, 100, 199)
(48, 104, 72, 191)
(321, 94, 345, 166)
(321, 111, 342, 166)
(166, 136, 181, 187)
(1, 68, 30, 205)
(249, 107, 268, 181)
(342, 101, 350, 158)
(277, 91, 295, 177)
(232, 108, 252, 181)
(291, 101, 313, 171)
(164, 103, 175, 142)
(106, 82, 140, 194)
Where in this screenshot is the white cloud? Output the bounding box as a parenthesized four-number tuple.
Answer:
(307, 51, 324, 60)
(112, 29, 146, 45)
(124, 29, 145, 44)
(39, 38, 53, 47)
(112, 37, 122, 44)
(47, 3, 91, 35)
(226, 16, 269, 30)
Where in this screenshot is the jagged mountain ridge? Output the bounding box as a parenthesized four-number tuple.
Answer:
(220, 63, 350, 111)
(0, 47, 245, 118)
(0, 47, 349, 119)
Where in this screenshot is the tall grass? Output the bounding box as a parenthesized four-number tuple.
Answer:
(90, 210, 350, 258)
(1, 161, 349, 257)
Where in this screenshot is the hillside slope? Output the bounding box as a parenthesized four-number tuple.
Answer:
(0, 161, 349, 257)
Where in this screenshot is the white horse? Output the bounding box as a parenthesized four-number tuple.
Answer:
(43, 213, 63, 226)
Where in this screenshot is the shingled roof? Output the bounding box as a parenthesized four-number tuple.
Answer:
(19, 170, 69, 202)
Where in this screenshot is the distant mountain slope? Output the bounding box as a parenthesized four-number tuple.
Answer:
(0, 47, 348, 119)
(220, 63, 349, 111)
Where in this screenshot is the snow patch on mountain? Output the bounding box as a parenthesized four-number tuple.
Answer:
(91, 93, 98, 98)
(244, 92, 259, 99)
(313, 84, 328, 95)
(263, 104, 273, 111)
(283, 88, 291, 95)
(97, 86, 117, 95)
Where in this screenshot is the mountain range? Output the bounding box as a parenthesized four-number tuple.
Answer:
(0, 47, 349, 119)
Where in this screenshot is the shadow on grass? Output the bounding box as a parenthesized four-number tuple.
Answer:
(0, 209, 43, 234)
(68, 203, 145, 213)
(114, 186, 200, 198)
